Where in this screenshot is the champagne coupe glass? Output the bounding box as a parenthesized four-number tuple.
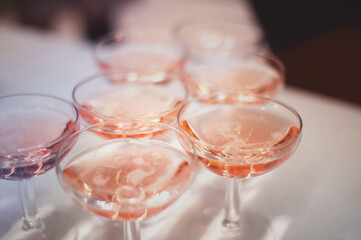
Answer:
(0, 94, 80, 240)
(94, 31, 184, 83)
(177, 94, 303, 239)
(173, 17, 266, 59)
(72, 72, 188, 138)
(180, 52, 285, 98)
(56, 120, 197, 240)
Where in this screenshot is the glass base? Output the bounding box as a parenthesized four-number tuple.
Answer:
(1, 206, 78, 240)
(185, 206, 274, 240)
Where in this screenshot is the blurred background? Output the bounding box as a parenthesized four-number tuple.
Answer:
(0, 0, 360, 105)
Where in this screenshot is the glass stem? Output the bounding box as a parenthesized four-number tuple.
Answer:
(123, 221, 141, 240)
(18, 181, 42, 230)
(222, 178, 242, 229)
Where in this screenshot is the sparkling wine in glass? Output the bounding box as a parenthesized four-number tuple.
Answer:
(0, 94, 80, 240)
(95, 31, 184, 83)
(56, 120, 197, 240)
(180, 52, 285, 98)
(174, 18, 284, 99)
(73, 72, 188, 138)
(177, 94, 302, 239)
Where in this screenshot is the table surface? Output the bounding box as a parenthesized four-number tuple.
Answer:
(1, 16, 361, 240)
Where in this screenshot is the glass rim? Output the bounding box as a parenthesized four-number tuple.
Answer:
(56, 119, 198, 170)
(177, 93, 303, 159)
(72, 71, 190, 121)
(181, 52, 286, 94)
(0, 93, 80, 155)
(172, 15, 266, 52)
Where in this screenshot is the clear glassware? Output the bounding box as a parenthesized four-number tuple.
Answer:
(177, 94, 303, 240)
(173, 17, 284, 99)
(173, 17, 266, 59)
(94, 31, 184, 82)
(56, 120, 197, 240)
(180, 52, 285, 98)
(0, 93, 80, 240)
(72, 72, 189, 138)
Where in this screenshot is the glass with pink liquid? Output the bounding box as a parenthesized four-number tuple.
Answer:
(72, 72, 188, 138)
(177, 94, 302, 239)
(0, 93, 80, 240)
(56, 120, 197, 240)
(94, 31, 184, 83)
(174, 18, 284, 98)
(180, 52, 284, 98)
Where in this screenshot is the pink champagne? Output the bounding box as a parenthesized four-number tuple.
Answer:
(182, 59, 282, 97)
(62, 140, 191, 221)
(181, 107, 299, 178)
(79, 87, 183, 138)
(0, 110, 78, 180)
(98, 44, 184, 84)
(100, 51, 183, 74)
